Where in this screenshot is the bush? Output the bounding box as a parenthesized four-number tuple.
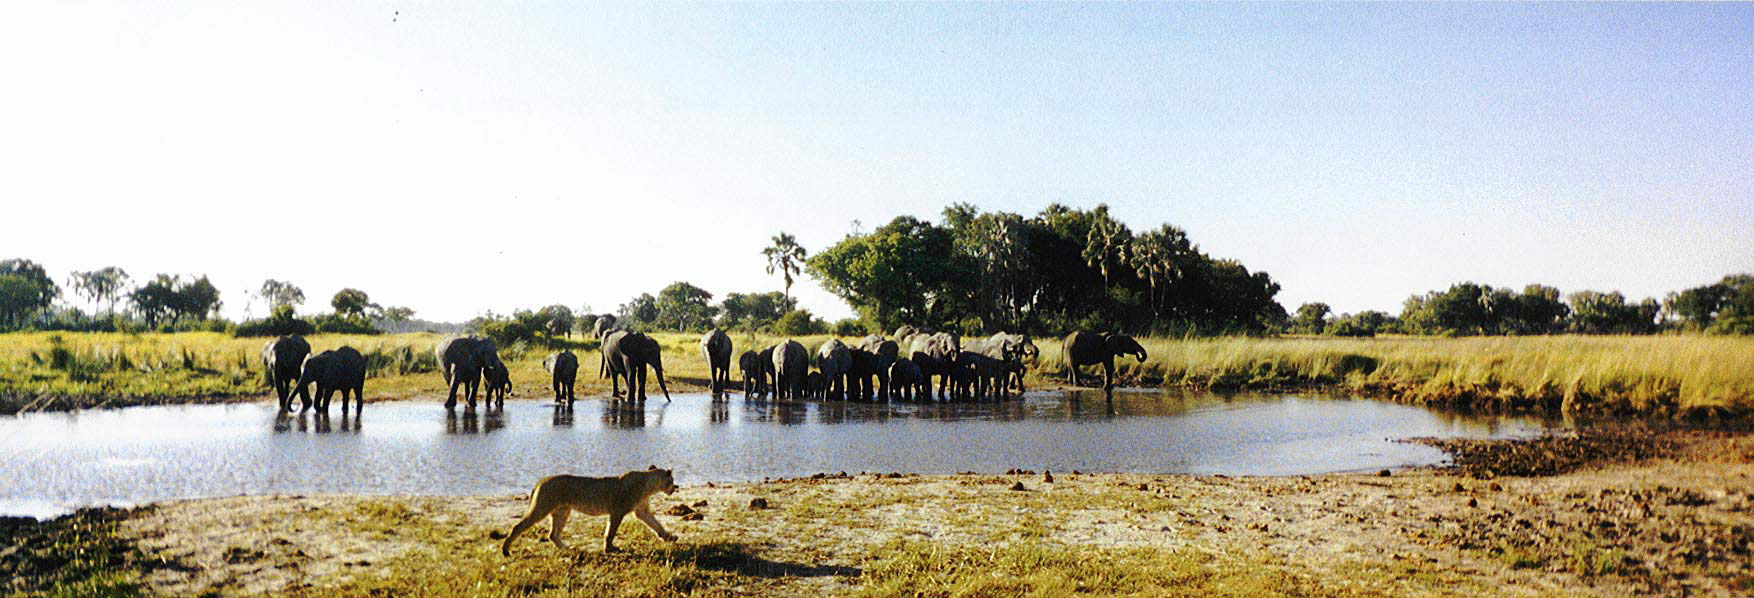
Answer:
(831, 318, 869, 337)
(312, 314, 379, 335)
(772, 309, 826, 335)
(235, 306, 317, 337)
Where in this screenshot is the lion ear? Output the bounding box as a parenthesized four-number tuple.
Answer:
(648, 464, 658, 470)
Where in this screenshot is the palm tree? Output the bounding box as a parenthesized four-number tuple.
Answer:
(763, 232, 807, 301)
(1082, 205, 1132, 286)
(1129, 224, 1193, 321)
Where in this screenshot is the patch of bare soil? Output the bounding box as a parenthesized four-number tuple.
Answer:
(21, 429, 1746, 597)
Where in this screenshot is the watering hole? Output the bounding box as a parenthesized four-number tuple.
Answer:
(0, 390, 1559, 518)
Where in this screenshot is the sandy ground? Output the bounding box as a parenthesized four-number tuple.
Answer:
(94, 429, 1752, 597)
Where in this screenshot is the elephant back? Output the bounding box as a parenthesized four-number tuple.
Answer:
(889, 358, 920, 384)
(737, 350, 760, 373)
(858, 335, 898, 363)
(329, 346, 367, 385)
(773, 340, 806, 376)
(816, 339, 850, 371)
(546, 351, 578, 376)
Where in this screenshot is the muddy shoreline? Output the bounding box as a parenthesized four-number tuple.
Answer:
(5, 426, 1751, 597)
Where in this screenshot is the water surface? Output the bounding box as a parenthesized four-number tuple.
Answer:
(0, 390, 1556, 518)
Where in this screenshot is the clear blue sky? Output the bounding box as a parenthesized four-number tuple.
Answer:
(3, 2, 1750, 322)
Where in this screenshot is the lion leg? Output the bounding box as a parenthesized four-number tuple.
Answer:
(502, 501, 556, 557)
(635, 502, 676, 542)
(603, 511, 626, 553)
(547, 507, 571, 550)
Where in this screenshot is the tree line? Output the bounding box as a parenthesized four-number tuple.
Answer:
(1289, 274, 1754, 337)
(0, 259, 430, 336)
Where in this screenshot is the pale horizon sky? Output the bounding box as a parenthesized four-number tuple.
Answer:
(3, 2, 1750, 324)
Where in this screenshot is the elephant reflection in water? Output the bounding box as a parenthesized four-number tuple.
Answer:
(273, 410, 361, 433)
(445, 410, 507, 434)
(551, 405, 575, 428)
(710, 400, 730, 425)
(603, 404, 647, 429)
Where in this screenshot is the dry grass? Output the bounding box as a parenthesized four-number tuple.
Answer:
(3, 331, 1751, 417)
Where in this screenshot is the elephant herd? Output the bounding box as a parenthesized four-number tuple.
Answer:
(260, 323, 1152, 413)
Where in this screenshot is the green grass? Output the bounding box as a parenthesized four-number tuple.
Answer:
(0, 507, 167, 597)
(3, 331, 1751, 416)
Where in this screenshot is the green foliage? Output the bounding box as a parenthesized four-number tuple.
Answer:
(234, 304, 317, 337)
(762, 232, 808, 299)
(716, 291, 795, 333)
(1665, 274, 1754, 334)
(1401, 282, 1570, 336)
(330, 288, 372, 318)
(313, 314, 380, 335)
(1326, 310, 1393, 337)
(831, 318, 869, 337)
(468, 311, 540, 347)
(1292, 302, 1331, 334)
(1566, 290, 1658, 335)
(127, 274, 222, 329)
(0, 258, 60, 330)
(617, 293, 659, 330)
(772, 308, 827, 335)
(808, 205, 1286, 335)
(654, 281, 717, 332)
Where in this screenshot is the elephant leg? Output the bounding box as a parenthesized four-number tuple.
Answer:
(634, 365, 647, 401)
(445, 377, 459, 410)
(466, 379, 479, 411)
(1103, 359, 1115, 390)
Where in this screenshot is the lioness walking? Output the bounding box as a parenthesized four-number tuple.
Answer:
(501, 467, 680, 555)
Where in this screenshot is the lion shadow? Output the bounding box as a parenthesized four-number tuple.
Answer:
(582, 541, 860, 579)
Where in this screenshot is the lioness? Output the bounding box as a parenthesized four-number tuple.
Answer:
(501, 467, 679, 556)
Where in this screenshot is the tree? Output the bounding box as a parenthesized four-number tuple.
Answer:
(536, 304, 575, 338)
(129, 274, 181, 328)
(69, 267, 130, 314)
(331, 288, 372, 318)
(717, 291, 796, 333)
(654, 282, 716, 332)
(1128, 224, 1197, 323)
(378, 306, 416, 333)
(772, 308, 825, 335)
(259, 279, 306, 310)
(808, 216, 965, 332)
(0, 275, 42, 329)
(176, 276, 222, 322)
(1291, 303, 1331, 334)
(0, 259, 58, 327)
(1082, 205, 1133, 287)
(1566, 290, 1658, 334)
(617, 293, 659, 329)
(762, 232, 808, 301)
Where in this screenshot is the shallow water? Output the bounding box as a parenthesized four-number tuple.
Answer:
(0, 390, 1557, 518)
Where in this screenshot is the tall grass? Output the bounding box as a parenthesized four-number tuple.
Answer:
(3, 331, 1750, 416)
(1032, 335, 1754, 416)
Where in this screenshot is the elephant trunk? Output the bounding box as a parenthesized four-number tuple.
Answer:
(652, 361, 672, 402)
(1135, 350, 1148, 362)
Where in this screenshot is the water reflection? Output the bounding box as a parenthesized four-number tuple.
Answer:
(1, 390, 1564, 518)
(552, 404, 575, 428)
(445, 410, 505, 435)
(603, 403, 647, 429)
(273, 411, 362, 434)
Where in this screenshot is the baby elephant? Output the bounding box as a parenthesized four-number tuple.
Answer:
(545, 350, 578, 404)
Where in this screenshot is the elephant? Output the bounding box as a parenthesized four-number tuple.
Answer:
(908, 332, 961, 400)
(292, 346, 366, 413)
(700, 329, 733, 396)
(954, 349, 1007, 400)
(592, 314, 619, 341)
(991, 333, 1039, 392)
(805, 371, 826, 400)
(544, 350, 578, 404)
(888, 358, 922, 402)
(594, 315, 623, 380)
(1062, 331, 1149, 390)
(855, 335, 898, 400)
(963, 333, 1035, 399)
(604, 330, 672, 402)
(771, 340, 808, 400)
(737, 349, 764, 396)
(437, 336, 505, 411)
(483, 361, 511, 410)
(815, 339, 852, 400)
(262, 335, 311, 411)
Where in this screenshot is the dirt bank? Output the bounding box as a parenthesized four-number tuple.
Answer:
(6, 428, 1750, 597)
